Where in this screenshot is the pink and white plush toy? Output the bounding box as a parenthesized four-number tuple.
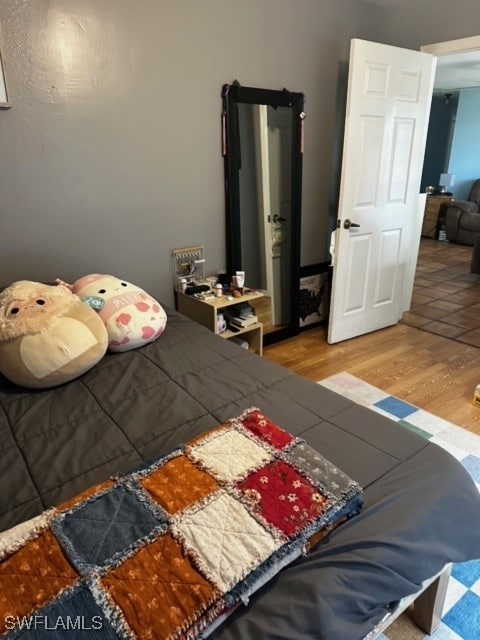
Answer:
(69, 274, 167, 352)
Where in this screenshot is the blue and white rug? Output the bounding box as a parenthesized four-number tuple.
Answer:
(319, 373, 480, 640)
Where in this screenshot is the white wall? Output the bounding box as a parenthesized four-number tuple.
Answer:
(0, 0, 380, 304)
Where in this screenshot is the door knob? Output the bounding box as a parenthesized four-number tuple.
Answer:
(344, 219, 360, 229)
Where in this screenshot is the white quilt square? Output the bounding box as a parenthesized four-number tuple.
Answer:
(189, 427, 271, 482)
(172, 490, 278, 592)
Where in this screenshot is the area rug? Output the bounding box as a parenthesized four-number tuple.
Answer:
(318, 372, 480, 640)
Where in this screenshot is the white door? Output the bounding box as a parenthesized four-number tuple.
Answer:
(328, 39, 436, 344)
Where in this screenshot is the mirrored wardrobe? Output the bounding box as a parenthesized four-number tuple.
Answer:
(222, 82, 305, 344)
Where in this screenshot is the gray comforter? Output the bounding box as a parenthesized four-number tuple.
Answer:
(1, 307, 479, 640)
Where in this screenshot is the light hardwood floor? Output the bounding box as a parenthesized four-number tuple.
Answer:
(263, 322, 480, 435)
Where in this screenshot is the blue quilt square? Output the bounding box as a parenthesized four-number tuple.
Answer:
(461, 454, 480, 484)
(451, 559, 480, 588)
(53, 484, 165, 571)
(6, 585, 118, 639)
(442, 591, 480, 640)
(374, 396, 417, 420)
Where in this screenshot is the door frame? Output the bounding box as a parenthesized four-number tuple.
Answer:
(329, 35, 480, 341)
(330, 35, 480, 331)
(408, 35, 480, 308)
(421, 35, 480, 56)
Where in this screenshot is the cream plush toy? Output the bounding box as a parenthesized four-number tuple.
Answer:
(67, 274, 167, 352)
(0, 281, 108, 389)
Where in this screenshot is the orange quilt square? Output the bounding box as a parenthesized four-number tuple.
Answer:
(141, 454, 219, 514)
(0, 529, 78, 633)
(102, 533, 218, 640)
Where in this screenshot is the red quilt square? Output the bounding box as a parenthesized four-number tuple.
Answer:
(239, 409, 294, 451)
(236, 460, 331, 537)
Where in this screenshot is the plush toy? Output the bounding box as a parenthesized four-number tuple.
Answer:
(0, 281, 108, 389)
(68, 274, 167, 352)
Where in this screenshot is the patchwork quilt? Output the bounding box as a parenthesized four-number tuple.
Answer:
(0, 408, 363, 640)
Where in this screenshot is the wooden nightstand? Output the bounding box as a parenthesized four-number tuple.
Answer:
(421, 195, 454, 239)
(176, 290, 264, 355)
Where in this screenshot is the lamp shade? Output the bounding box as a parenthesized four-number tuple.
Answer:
(439, 173, 455, 188)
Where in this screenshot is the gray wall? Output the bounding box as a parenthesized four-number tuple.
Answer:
(0, 0, 379, 304)
(378, 0, 480, 49)
(0, 0, 479, 305)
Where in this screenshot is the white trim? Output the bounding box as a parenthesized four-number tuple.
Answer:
(421, 35, 480, 56)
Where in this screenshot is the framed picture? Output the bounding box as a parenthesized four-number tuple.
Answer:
(0, 26, 10, 108)
(299, 266, 330, 329)
(170, 246, 205, 291)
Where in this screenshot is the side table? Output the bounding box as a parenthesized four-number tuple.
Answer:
(421, 195, 454, 239)
(176, 290, 264, 355)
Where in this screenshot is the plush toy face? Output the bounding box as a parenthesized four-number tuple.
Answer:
(72, 274, 167, 352)
(0, 281, 108, 389)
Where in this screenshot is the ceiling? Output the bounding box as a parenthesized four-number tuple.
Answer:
(434, 50, 480, 93)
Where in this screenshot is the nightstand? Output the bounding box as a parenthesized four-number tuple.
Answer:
(176, 290, 264, 355)
(421, 195, 454, 239)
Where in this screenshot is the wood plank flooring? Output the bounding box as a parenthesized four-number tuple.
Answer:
(263, 322, 480, 434)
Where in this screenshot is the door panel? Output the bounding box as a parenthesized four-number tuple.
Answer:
(356, 117, 384, 207)
(398, 69, 422, 101)
(388, 119, 415, 202)
(344, 234, 372, 314)
(328, 39, 436, 344)
(374, 229, 401, 305)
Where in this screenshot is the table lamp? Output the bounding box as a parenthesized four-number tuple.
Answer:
(439, 173, 455, 195)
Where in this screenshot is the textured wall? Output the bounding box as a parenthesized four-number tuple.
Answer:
(0, 0, 379, 303)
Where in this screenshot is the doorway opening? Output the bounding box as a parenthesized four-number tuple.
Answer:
(402, 238, 480, 346)
(410, 35, 480, 334)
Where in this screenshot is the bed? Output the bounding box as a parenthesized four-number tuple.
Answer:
(1, 305, 479, 640)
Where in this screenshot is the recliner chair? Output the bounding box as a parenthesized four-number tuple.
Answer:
(445, 179, 480, 245)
